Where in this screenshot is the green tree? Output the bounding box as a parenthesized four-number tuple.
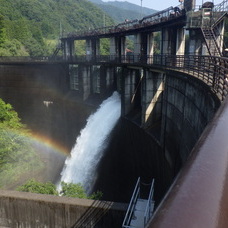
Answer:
(0, 98, 24, 129)
(0, 15, 6, 47)
(0, 98, 44, 188)
(16, 179, 58, 195)
(0, 0, 115, 56)
(60, 182, 87, 198)
(0, 39, 29, 56)
(17, 180, 103, 200)
(60, 182, 103, 200)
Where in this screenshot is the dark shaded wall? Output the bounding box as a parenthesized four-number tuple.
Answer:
(93, 118, 168, 204)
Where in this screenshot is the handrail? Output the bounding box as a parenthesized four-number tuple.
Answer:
(1, 54, 227, 102)
(213, 0, 228, 12)
(144, 179, 155, 226)
(122, 177, 141, 228)
(63, 6, 184, 40)
(57, 54, 227, 101)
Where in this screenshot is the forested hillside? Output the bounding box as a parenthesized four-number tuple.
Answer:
(88, 0, 156, 23)
(0, 0, 114, 56)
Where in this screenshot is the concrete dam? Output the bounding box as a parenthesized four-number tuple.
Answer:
(0, 59, 221, 227)
(1, 0, 228, 227)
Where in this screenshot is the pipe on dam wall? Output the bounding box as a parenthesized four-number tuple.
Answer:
(147, 96, 228, 228)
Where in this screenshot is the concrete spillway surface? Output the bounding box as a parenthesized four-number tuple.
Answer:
(59, 92, 121, 193)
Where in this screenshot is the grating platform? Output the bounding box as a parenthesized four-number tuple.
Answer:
(130, 199, 147, 228)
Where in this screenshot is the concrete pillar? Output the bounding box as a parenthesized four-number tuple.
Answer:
(106, 67, 114, 90)
(110, 37, 117, 60)
(188, 30, 203, 55)
(121, 68, 138, 116)
(86, 39, 92, 61)
(69, 64, 79, 90)
(110, 36, 125, 62)
(81, 66, 91, 100)
(176, 27, 186, 67)
(94, 39, 100, 56)
(176, 27, 185, 55)
(184, 0, 196, 11)
(141, 70, 164, 128)
(147, 32, 154, 64)
(134, 33, 141, 62)
(216, 21, 225, 54)
(63, 39, 75, 61)
(86, 39, 100, 61)
(120, 36, 126, 63)
(92, 66, 100, 94)
(161, 28, 170, 55)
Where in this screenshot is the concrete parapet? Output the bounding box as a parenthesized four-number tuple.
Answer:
(0, 190, 127, 228)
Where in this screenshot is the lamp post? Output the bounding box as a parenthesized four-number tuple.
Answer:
(140, 0, 143, 18)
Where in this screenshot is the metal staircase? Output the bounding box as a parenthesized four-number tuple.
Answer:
(51, 41, 62, 60)
(122, 178, 155, 228)
(201, 27, 222, 56)
(200, 0, 228, 56)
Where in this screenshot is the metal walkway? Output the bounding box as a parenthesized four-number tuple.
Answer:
(129, 199, 149, 228)
(122, 178, 155, 228)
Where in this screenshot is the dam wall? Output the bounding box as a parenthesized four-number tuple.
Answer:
(161, 71, 220, 177)
(0, 190, 127, 228)
(0, 63, 221, 226)
(103, 67, 220, 205)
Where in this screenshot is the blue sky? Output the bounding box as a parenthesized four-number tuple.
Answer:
(103, 0, 222, 11)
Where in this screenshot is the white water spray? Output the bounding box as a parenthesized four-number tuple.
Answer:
(59, 92, 121, 193)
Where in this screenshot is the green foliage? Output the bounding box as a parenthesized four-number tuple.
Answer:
(0, 39, 29, 56)
(0, 15, 6, 47)
(88, 190, 103, 200)
(100, 38, 110, 55)
(60, 182, 103, 200)
(0, 98, 44, 188)
(0, 99, 24, 129)
(75, 40, 86, 56)
(0, 0, 115, 56)
(16, 179, 58, 195)
(17, 180, 103, 200)
(60, 182, 87, 198)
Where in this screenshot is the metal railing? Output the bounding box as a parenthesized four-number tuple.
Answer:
(63, 6, 185, 40)
(144, 179, 155, 226)
(63, 54, 227, 101)
(1, 54, 228, 101)
(122, 177, 141, 228)
(122, 177, 155, 228)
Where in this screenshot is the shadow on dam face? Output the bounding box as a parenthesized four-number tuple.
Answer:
(92, 117, 171, 205)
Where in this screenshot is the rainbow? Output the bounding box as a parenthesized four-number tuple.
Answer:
(28, 131, 70, 157)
